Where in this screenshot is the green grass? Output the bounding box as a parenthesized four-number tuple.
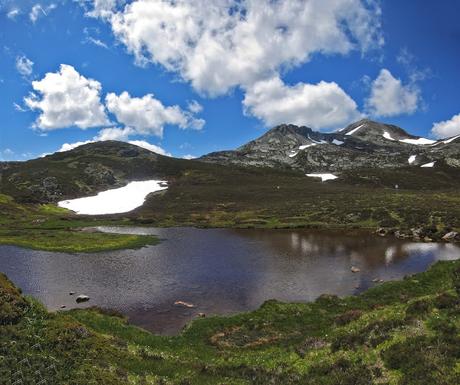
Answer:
(1, 259, 459, 384)
(0, 193, 159, 252)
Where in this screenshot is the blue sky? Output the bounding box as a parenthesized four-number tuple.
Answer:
(1, 0, 460, 161)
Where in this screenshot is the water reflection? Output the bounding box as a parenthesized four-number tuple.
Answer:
(0, 227, 458, 335)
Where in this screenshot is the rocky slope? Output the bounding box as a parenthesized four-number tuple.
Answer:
(201, 119, 460, 172)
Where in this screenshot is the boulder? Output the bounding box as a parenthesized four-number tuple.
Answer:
(442, 231, 460, 242)
(351, 266, 361, 273)
(76, 295, 90, 303)
(376, 228, 387, 237)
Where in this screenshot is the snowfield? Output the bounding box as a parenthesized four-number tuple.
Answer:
(421, 161, 436, 168)
(383, 131, 395, 141)
(299, 143, 317, 150)
(408, 155, 416, 164)
(306, 173, 338, 182)
(345, 124, 364, 136)
(399, 137, 436, 145)
(442, 134, 460, 144)
(58, 180, 168, 215)
(332, 139, 344, 145)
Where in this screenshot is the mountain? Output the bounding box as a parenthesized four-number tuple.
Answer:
(201, 119, 460, 172)
(1, 133, 460, 239)
(0, 141, 192, 203)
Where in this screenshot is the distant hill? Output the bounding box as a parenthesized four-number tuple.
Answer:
(0, 141, 192, 203)
(201, 119, 460, 172)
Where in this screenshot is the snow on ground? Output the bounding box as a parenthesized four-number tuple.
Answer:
(306, 173, 338, 182)
(308, 136, 328, 144)
(442, 134, 460, 144)
(345, 124, 364, 136)
(58, 180, 168, 215)
(299, 143, 317, 150)
(332, 139, 344, 145)
(399, 137, 436, 145)
(289, 151, 299, 158)
(383, 131, 395, 141)
(408, 155, 416, 164)
(420, 161, 436, 168)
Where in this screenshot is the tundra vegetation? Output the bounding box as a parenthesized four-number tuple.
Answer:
(1, 260, 460, 384)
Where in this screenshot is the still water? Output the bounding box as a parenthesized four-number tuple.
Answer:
(0, 227, 458, 335)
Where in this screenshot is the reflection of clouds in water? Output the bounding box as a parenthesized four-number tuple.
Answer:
(1, 228, 459, 335)
(385, 246, 397, 266)
(402, 242, 460, 261)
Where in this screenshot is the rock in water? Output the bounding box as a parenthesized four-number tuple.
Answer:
(174, 300, 195, 308)
(76, 295, 90, 303)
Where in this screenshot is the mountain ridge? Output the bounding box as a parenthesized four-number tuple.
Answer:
(201, 119, 460, 171)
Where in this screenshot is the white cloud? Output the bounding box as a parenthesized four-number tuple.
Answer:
(58, 140, 94, 152)
(128, 140, 171, 156)
(91, 0, 382, 96)
(7, 8, 20, 19)
(187, 100, 203, 114)
(366, 69, 419, 117)
(16, 55, 34, 77)
(57, 138, 170, 156)
(24, 64, 110, 130)
(95, 126, 133, 140)
(182, 154, 196, 160)
(243, 76, 361, 130)
(30, 3, 57, 23)
(431, 113, 460, 139)
(87, 37, 109, 49)
(105, 91, 204, 138)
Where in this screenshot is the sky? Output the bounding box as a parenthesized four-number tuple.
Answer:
(1, 0, 460, 161)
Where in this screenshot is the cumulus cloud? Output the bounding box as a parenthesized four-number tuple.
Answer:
(105, 91, 204, 138)
(16, 55, 34, 77)
(243, 76, 361, 130)
(431, 113, 460, 139)
(58, 140, 94, 152)
(128, 140, 171, 156)
(95, 126, 133, 140)
(24, 64, 110, 130)
(89, 0, 382, 96)
(366, 69, 419, 117)
(57, 138, 171, 156)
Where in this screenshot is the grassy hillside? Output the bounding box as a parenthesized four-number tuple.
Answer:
(2, 259, 460, 384)
(1, 141, 460, 251)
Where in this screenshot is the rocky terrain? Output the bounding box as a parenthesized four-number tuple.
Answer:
(201, 119, 460, 172)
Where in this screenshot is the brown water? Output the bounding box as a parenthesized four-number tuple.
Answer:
(0, 227, 458, 335)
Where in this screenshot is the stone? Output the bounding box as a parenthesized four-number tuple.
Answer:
(351, 266, 361, 273)
(442, 231, 460, 242)
(76, 295, 90, 303)
(174, 300, 195, 308)
(376, 228, 387, 236)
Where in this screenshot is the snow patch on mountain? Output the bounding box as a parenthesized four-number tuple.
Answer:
(58, 180, 168, 215)
(383, 131, 395, 141)
(306, 173, 338, 182)
(400, 138, 436, 145)
(346, 124, 364, 136)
